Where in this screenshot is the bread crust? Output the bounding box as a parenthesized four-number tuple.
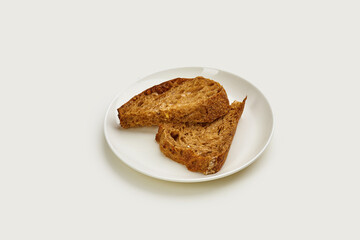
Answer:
(117, 77, 230, 128)
(156, 98, 247, 175)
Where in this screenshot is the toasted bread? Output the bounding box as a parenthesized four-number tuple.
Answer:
(117, 77, 230, 128)
(155, 98, 247, 175)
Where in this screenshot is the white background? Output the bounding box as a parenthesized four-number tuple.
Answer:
(1, 0, 359, 239)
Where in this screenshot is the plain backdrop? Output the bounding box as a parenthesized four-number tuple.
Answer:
(1, 0, 359, 239)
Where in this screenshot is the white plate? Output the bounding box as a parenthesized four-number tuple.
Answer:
(104, 67, 274, 182)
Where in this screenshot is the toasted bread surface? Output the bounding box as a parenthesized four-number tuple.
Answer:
(156, 98, 247, 175)
(117, 77, 230, 128)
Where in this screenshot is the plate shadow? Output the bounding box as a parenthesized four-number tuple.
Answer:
(103, 133, 273, 197)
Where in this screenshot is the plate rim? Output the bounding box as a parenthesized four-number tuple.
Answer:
(104, 66, 274, 183)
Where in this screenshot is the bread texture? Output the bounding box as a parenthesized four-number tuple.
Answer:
(155, 98, 247, 175)
(117, 77, 230, 128)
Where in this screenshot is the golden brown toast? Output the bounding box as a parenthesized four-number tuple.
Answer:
(117, 77, 230, 128)
(155, 98, 247, 175)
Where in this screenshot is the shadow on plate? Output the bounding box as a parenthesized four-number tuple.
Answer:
(103, 134, 272, 197)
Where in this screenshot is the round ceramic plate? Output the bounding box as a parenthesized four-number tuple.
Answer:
(104, 67, 273, 182)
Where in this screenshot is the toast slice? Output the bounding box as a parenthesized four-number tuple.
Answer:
(117, 77, 230, 128)
(155, 98, 247, 175)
